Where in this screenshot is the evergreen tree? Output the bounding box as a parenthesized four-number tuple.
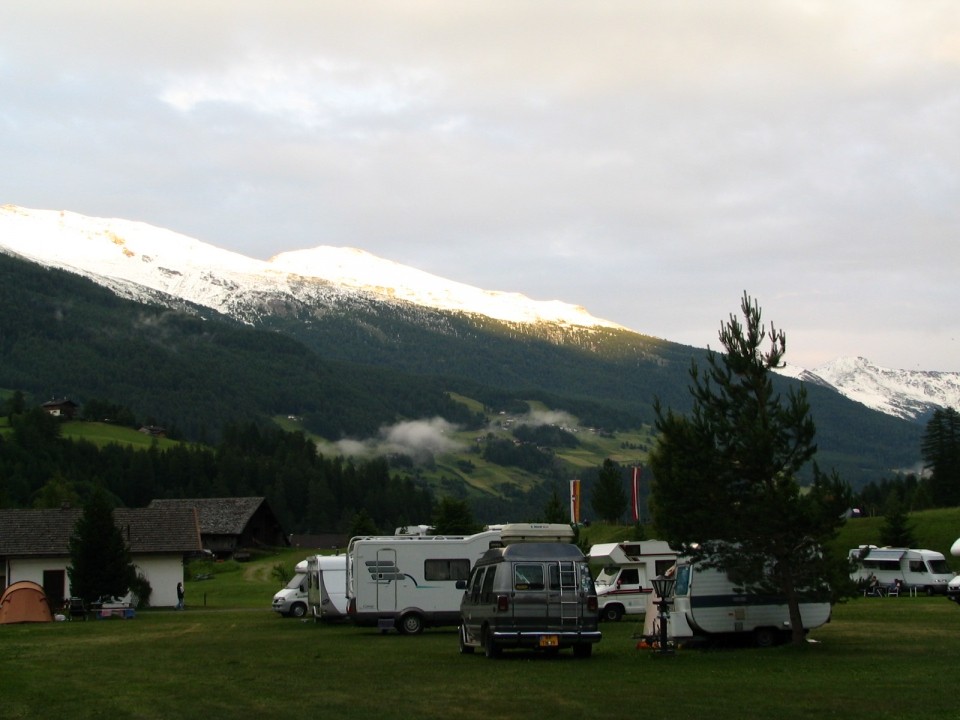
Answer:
(541, 483, 569, 524)
(921, 407, 960, 507)
(432, 496, 480, 535)
(649, 292, 852, 645)
(591, 459, 628, 523)
(879, 493, 917, 548)
(67, 487, 137, 603)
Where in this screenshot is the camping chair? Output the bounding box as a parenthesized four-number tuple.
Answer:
(887, 582, 901, 598)
(68, 597, 88, 621)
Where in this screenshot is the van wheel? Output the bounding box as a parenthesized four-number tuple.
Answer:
(602, 605, 624, 622)
(753, 628, 779, 648)
(290, 603, 307, 618)
(458, 625, 474, 655)
(483, 629, 501, 659)
(399, 613, 424, 635)
(573, 643, 593, 659)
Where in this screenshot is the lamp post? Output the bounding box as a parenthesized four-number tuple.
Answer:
(650, 574, 676, 655)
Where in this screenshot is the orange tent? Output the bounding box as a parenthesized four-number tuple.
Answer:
(0, 581, 54, 624)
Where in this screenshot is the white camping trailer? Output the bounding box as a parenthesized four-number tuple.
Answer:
(665, 557, 831, 647)
(588, 540, 677, 622)
(306, 554, 348, 621)
(346, 523, 572, 634)
(849, 546, 955, 595)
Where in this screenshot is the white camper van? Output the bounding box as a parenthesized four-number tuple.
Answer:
(306, 554, 348, 621)
(346, 523, 573, 634)
(666, 558, 831, 647)
(588, 540, 676, 622)
(849, 546, 955, 595)
(272, 560, 310, 618)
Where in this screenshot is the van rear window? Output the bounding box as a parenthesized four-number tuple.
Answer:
(514, 564, 545, 591)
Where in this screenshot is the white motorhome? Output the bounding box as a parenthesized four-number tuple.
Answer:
(306, 554, 348, 621)
(588, 540, 676, 622)
(346, 523, 573, 634)
(664, 558, 832, 647)
(272, 559, 310, 618)
(849, 546, 956, 595)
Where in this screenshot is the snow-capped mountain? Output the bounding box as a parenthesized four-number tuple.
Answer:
(2, 204, 957, 421)
(777, 357, 960, 421)
(0, 205, 622, 331)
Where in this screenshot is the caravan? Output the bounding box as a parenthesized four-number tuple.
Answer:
(666, 557, 831, 647)
(589, 540, 676, 622)
(849, 546, 955, 595)
(346, 523, 572, 634)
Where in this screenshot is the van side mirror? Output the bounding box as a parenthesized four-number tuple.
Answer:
(456, 580, 468, 590)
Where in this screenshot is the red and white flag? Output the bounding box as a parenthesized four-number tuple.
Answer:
(630, 466, 641, 522)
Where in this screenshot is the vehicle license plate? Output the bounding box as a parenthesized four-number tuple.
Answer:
(539, 635, 559, 648)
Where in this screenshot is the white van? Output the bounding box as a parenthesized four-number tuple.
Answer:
(849, 546, 956, 595)
(272, 560, 309, 618)
(306, 554, 348, 621)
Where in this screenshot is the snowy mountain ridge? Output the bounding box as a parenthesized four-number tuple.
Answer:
(1, 204, 957, 421)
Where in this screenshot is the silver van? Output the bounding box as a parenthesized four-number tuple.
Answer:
(456, 542, 601, 658)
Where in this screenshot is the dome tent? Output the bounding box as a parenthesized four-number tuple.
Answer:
(0, 581, 53, 624)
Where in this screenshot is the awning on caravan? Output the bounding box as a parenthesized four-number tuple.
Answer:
(867, 549, 906, 561)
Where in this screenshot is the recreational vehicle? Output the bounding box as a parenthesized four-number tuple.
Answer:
(849, 546, 955, 595)
(589, 540, 676, 622)
(666, 557, 831, 647)
(345, 523, 572, 634)
(457, 542, 601, 658)
(272, 559, 309, 618)
(306, 554, 348, 621)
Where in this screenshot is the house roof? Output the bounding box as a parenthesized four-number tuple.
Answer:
(0, 507, 202, 557)
(148, 497, 271, 536)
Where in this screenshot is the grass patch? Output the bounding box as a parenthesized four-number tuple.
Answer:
(2, 594, 958, 719)
(60, 421, 182, 450)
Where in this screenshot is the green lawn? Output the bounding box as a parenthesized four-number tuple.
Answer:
(2, 548, 959, 720)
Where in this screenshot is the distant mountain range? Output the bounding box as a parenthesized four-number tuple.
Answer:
(0, 204, 949, 491)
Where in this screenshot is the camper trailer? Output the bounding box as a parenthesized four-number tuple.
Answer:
(589, 540, 676, 622)
(272, 560, 309, 617)
(849, 546, 955, 595)
(306, 554, 348, 621)
(345, 523, 572, 634)
(666, 558, 831, 647)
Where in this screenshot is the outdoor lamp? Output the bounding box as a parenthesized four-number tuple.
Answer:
(650, 574, 676, 655)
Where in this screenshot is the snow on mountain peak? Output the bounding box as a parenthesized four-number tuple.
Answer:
(0, 204, 620, 330)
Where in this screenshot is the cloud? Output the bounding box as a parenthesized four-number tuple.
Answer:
(319, 417, 464, 461)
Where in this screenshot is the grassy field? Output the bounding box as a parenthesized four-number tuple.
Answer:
(2, 547, 959, 720)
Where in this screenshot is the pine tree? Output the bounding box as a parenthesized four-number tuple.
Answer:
(67, 488, 137, 604)
(649, 292, 852, 645)
(591, 459, 628, 524)
(879, 493, 917, 548)
(921, 407, 960, 507)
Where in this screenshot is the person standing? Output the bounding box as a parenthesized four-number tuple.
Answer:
(176, 582, 185, 610)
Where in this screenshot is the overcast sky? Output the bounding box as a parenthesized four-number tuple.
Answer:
(3, 2, 958, 371)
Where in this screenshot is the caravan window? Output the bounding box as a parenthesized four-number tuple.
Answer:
(549, 561, 576, 590)
(424, 559, 470, 582)
(674, 565, 691, 596)
(927, 559, 951, 574)
(909, 560, 928, 574)
(619, 568, 640, 586)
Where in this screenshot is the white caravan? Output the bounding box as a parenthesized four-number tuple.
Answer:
(346, 523, 573, 634)
(306, 555, 348, 621)
(272, 559, 310, 618)
(588, 540, 677, 622)
(664, 557, 832, 647)
(849, 546, 955, 595)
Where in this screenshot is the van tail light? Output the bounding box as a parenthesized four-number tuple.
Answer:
(496, 595, 510, 612)
(587, 596, 598, 611)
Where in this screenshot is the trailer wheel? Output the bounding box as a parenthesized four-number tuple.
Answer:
(458, 625, 474, 655)
(290, 602, 307, 618)
(602, 604, 624, 622)
(483, 628, 501, 659)
(398, 612, 424, 635)
(753, 627, 779, 648)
